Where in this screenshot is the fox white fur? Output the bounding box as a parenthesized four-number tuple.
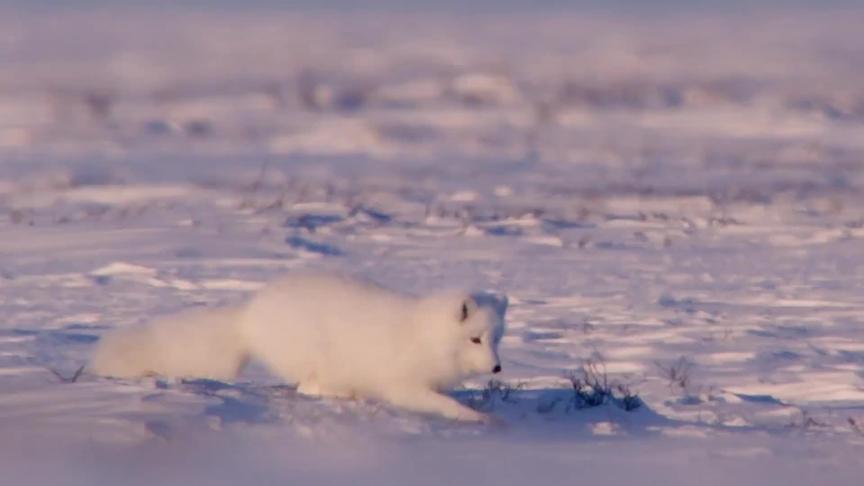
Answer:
(90, 273, 508, 423)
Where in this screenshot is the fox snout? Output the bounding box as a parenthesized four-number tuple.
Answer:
(492, 364, 501, 374)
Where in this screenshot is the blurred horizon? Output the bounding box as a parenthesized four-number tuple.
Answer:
(1, 0, 862, 165)
(2, 0, 862, 13)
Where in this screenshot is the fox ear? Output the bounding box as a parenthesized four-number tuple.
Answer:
(459, 296, 475, 323)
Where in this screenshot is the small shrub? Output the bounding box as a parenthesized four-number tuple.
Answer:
(655, 356, 695, 393)
(566, 360, 642, 412)
(848, 417, 863, 435)
(468, 379, 524, 412)
(789, 410, 827, 431)
(615, 384, 643, 412)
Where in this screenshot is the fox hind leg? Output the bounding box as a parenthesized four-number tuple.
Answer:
(297, 379, 353, 399)
(297, 380, 322, 396)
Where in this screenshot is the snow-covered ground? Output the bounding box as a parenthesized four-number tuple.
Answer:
(2, 6, 864, 485)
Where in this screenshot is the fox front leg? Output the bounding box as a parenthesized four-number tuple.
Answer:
(381, 387, 493, 424)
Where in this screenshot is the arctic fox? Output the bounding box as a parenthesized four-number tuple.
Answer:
(90, 273, 508, 423)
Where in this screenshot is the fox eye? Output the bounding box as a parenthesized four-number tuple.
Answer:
(470, 337, 482, 344)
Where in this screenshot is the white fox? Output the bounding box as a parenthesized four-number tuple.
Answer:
(90, 273, 508, 423)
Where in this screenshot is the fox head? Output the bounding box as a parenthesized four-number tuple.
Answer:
(414, 289, 508, 387)
(448, 291, 508, 378)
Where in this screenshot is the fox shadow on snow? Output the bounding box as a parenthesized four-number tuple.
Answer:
(165, 377, 674, 438)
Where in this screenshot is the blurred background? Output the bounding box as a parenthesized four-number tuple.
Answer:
(2, 0, 862, 176)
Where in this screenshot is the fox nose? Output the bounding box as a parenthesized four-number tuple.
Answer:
(492, 365, 502, 374)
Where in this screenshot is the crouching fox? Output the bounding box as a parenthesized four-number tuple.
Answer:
(91, 273, 508, 423)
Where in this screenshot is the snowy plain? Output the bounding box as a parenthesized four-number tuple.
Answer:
(2, 5, 864, 485)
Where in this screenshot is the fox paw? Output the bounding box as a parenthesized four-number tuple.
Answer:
(477, 413, 507, 428)
(457, 410, 504, 427)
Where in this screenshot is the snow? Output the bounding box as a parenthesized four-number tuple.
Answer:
(2, 4, 864, 485)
